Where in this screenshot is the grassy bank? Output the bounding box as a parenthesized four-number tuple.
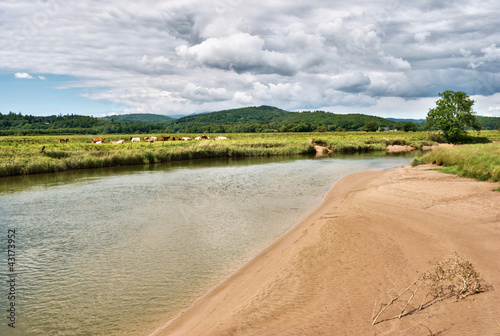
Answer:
(411, 143, 500, 183)
(0, 135, 317, 177)
(0, 131, 496, 177)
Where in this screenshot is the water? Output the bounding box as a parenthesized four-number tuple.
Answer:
(0, 153, 416, 335)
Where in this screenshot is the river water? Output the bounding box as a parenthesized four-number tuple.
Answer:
(0, 153, 416, 335)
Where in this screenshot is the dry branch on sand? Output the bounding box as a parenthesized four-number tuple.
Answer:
(372, 252, 487, 326)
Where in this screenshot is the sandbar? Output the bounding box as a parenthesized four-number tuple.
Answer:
(150, 165, 500, 336)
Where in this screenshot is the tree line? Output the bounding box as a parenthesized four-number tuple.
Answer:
(0, 112, 167, 136)
(1, 103, 498, 136)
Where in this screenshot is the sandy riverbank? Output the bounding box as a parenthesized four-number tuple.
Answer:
(150, 165, 500, 336)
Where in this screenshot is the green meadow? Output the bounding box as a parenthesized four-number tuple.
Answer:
(0, 131, 498, 177)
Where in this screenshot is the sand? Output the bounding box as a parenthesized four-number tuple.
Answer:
(386, 145, 415, 152)
(150, 165, 500, 336)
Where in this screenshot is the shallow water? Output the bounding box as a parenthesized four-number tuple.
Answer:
(0, 153, 416, 335)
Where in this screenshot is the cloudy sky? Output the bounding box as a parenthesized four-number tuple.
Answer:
(1, 0, 499, 118)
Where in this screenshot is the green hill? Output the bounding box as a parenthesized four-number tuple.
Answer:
(103, 113, 174, 123)
(174, 106, 288, 124)
(165, 106, 399, 133)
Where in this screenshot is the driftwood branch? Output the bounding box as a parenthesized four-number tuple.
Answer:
(372, 253, 487, 327)
(372, 276, 422, 325)
(399, 279, 424, 318)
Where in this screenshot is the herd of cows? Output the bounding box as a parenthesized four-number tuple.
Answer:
(57, 135, 228, 144)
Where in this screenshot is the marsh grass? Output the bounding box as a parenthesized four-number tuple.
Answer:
(0, 134, 317, 177)
(313, 132, 439, 153)
(411, 143, 500, 182)
(0, 132, 496, 177)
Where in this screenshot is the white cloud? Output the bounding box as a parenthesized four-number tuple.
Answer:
(176, 32, 296, 75)
(252, 82, 302, 101)
(481, 44, 500, 61)
(14, 72, 33, 79)
(378, 52, 412, 71)
(233, 91, 253, 104)
(181, 83, 231, 103)
(414, 32, 431, 43)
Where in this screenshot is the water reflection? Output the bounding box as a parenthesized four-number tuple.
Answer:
(0, 151, 419, 194)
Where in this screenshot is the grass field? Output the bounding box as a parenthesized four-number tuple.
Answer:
(412, 142, 500, 183)
(0, 131, 498, 177)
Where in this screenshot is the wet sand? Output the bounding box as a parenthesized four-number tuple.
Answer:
(150, 165, 500, 336)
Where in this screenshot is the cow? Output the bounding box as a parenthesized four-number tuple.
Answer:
(130, 137, 141, 143)
(116, 140, 125, 144)
(201, 135, 209, 139)
(195, 136, 202, 141)
(143, 137, 149, 141)
(181, 137, 192, 141)
(214, 136, 227, 140)
(59, 138, 69, 143)
(93, 138, 105, 143)
(150, 136, 157, 142)
(160, 136, 170, 141)
(95, 141, 103, 144)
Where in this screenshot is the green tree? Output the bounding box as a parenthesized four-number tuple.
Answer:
(363, 121, 378, 132)
(402, 122, 417, 132)
(426, 90, 481, 142)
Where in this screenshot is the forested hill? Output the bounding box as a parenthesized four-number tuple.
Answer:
(103, 113, 174, 123)
(166, 106, 400, 133)
(0, 113, 167, 135)
(477, 116, 500, 130)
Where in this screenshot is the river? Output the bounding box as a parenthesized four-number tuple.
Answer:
(0, 153, 416, 335)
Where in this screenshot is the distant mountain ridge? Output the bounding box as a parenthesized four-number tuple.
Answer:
(103, 113, 174, 123)
(386, 118, 426, 123)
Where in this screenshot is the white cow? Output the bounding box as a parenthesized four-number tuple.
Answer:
(150, 136, 157, 142)
(214, 136, 227, 140)
(130, 137, 140, 143)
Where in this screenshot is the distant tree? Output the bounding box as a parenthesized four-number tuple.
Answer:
(426, 90, 481, 142)
(363, 121, 378, 132)
(402, 122, 417, 132)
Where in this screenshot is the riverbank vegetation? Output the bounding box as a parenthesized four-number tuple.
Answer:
(1, 131, 497, 177)
(412, 143, 500, 183)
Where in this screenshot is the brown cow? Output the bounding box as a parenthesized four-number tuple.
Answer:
(59, 138, 69, 143)
(160, 136, 170, 141)
(143, 137, 149, 141)
(92, 138, 105, 143)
